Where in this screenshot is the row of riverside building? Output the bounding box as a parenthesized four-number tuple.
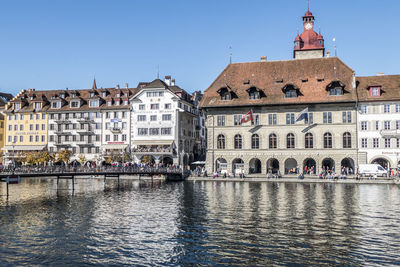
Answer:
(2, 78, 206, 166)
(198, 7, 400, 175)
(1, 7, 400, 174)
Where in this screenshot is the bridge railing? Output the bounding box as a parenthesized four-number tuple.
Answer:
(0, 165, 183, 175)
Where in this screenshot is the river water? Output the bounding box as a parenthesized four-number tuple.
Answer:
(1, 178, 400, 266)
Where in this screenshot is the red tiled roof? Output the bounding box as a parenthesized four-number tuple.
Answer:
(357, 75, 400, 102)
(199, 57, 356, 108)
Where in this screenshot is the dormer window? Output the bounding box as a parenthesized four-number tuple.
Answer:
(115, 100, 120, 106)
(217, 87, 237, 101)
(116, 93, 120, 97)
(71, 93, 76, 98)
(34, 102, 41, 110)
(14, 103, 20, 111)
(51, 96, 56, 99)
(124, 100, 128, 105)
(52, 101, 61, 109)
(90, 92, 95, 98)
(370, 86, 381, 97)
(60, 93, 65, 99)
(246, 86, 265, 100)
(102, 92, 107, 97)
(70, 101, 79, 108)
(282, 84, 300, 98)
(89, 99, 99, 107)
(30, 96, 34, 100)
(326, 81, 345, 96)
(107, 101, 112, 106)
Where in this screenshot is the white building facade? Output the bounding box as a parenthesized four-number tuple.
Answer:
(130, 77, 198, 166)
(357, 75, 400, 171)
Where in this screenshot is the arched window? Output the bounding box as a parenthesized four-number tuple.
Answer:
(305, 133, 313, 148)
(343, 132, 351, 148)
(269, 134, 277, 149)
(252, 134, 260, 149)
(287, 133, 295, 149)
(217, 134, 225, 149)
(324, 132, 332, 148)
(234, 134, 242, 149)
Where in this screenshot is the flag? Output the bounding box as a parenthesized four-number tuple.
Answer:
(295, 107, 308, 122)
(241, 109, 253, 124)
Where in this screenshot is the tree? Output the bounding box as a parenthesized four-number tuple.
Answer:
(25, 152, 38, 165)
(57, 149, 72, 164)
(141, 155, 154, 164)
(78, 154, 86, 165)
(122, 152, 131, 162)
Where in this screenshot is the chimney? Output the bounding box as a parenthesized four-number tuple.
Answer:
(116, 84, 120, 89)
(260, 56, 267, 62)
(171, 79, 175, 86)
(125, 83, 129, 89)
(377, 72, 385, 76)
(165, 75, 171, 86)
(326, 51, 330, 58)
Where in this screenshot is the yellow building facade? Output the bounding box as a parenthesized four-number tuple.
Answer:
(2, 89, 49, 165)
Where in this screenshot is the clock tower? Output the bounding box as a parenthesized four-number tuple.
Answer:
(293, 4, 325, 59)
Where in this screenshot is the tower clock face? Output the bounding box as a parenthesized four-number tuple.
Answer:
(305, 23, 312, 30)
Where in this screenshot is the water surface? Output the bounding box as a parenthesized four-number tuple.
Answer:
(1, 178, 400, 266)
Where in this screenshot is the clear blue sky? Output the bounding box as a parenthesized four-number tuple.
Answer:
(0, 0, 399, 95)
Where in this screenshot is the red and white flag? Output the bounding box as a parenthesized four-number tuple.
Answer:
(241, 109, 253, 124)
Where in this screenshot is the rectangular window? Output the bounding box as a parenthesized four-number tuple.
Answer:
(165, 103, 171, 109)
(138, 115, 146, 121)
(52, 101, 61, 109)
(361, 121, 367, 131)
(268, 114, 277, 125)
(162, 114, 171, 121)
(150, 104, 159, 110)
(122, 112, 126, 118)
(13, 136, 17, 143)
(41, 135, 45, 142)
(122, 122, 127, 129)
(139, 104, 145, 110)
(70, 101, 79, 108)
(35, 135, 39, 142)
(9, 115, 12, 121)
(342, 111, 351, 123)
(14, 125, 17, 131)
(105, 122, 110, 129)
(30, 136, 34, 142)
(36, 124, 39, 131)
(371, 87, 380, 96)
(305, 112, 313, 124)
(8, 125, 11, 131)
(138, 128, 148, 135)
(41, 124, 45, 130)
(42, 114, 45, 120)
(384, 104, 390, 113)
(385, 138, 391, 148)
(105, 135, 110, 141)
(149, 128, 159, 135)
(234, 115, 242, 126)
(122, 134, 127, 141)
(373, 138, 379, 148)
(397, 139, 400, 148)
(384, 121, 391, 130)
(323, 112, 332, 124)
(396, 104, 400, 113)
(361, 138, 367, 148)
(19, 136, 23, 142)
(14, 103, 20, 110)
(20, 125, 23, 131)
(161, 128, 171, 135)
(396, 121, 400, 130)
(80, 147, 84, 153)
(376, 121, 379, 130)
(50, 124, 54, 131)
(251, 114, 260, 126)
(217, 115, 225, 126)
(286, 113, 295, 125)
(113, 135, 118, 141)
(150, 115, 157, 121)
(8, 136, 11, 142)
(20, 114, 24, 120)
(114, 112, 118, 118)
(146, 92, 152, 97)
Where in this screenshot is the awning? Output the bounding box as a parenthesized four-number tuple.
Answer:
(102, 144, 128, 149)
(191, 161, 206, 165)
(2, 145, 46, 151)
(132, 140, 174, 146)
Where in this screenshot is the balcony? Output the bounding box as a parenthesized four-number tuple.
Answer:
(110, 127, 122, 133)
(77, 143, 95, 147)
(54, 131, 72, 135)
(77, 128, 95, 135)
(54, 141, 71, 148)
(380, 129, 400, 138)
(78, 117, 94, 123)
(55, 119, 71, 124)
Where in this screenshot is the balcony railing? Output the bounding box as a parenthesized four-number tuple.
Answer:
(54, 131, 72, 135)
(55, 119, 71, 124)
(110, 127, 122, 133)
(78, 117, 94, 123)
(380, 129, 400, 138)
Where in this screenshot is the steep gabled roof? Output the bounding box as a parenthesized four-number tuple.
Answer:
(142, 79, 168, 89)
(200, 57, 356, 108)
(357, 75, 400, 102)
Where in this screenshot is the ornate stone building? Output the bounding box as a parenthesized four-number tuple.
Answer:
(199, 7, 359, 175)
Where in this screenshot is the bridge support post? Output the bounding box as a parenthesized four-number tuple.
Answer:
(72, 175, 75, 192)
(6, 182, 9, 198)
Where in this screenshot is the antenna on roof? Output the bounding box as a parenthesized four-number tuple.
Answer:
(307, 0, 310, 11)
(229, 46, 232, 64)
(157, 65, 160, 79)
